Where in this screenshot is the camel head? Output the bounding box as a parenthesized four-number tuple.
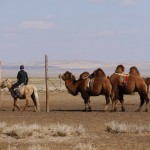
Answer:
(59, 71, 76, 81)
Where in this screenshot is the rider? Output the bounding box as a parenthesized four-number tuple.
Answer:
(12, 65, 29, 97)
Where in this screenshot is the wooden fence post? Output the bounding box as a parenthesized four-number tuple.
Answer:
(45, 55, 49, 112)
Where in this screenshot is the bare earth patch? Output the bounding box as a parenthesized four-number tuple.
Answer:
(0, 88, 150, 150)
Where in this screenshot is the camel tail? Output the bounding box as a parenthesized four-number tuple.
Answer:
(33, 86, 40, 112)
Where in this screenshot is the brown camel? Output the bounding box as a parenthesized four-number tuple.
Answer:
(59, 68, 112, 111)
(110, 65, 149, 112)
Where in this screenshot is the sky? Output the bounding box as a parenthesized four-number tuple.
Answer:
(0, 0, 150, 63)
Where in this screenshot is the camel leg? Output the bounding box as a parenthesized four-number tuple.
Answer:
(111, 98, 118, 111)
(118, 99, 125, 112)
(87, 100, 92, 111)
(12, 98, 20, 111)
(111, 99, 115, 111)
(84, 101, 88, 111)
(136, 94, 145, 112)
(82, 92, 91, 111)
(84, 100, 92, 111)
(114, 99, 118, 111)
(111, 91, 118, 111)
(104, 95, 110, 112)
(118, 87, 125, 111)
(144, 95, 149, 112)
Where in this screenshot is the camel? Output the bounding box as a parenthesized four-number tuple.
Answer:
(110, 65, 149, 112)
(59, 68, 112, 112)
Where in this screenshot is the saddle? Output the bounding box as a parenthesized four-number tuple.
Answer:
(13, 84, 25, 99)
(116, 73, 129, 86)
(85, 78, 94, 91)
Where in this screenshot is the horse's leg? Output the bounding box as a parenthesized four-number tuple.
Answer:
(135, 93, 145, 112)
(31, 93, 38, 112)
(104, 95, 110, 112)
(31, 87, 40, 112)
(12, 98, 20, 111)
(22, 95, 30, 111)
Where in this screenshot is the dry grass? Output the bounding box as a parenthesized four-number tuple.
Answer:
(50, 123, 85, 137)
(0, 122, 7, 133)
(1, 122, 85, 139)
(27, 144, 50, 150)
(106, 121, 150, 134)
(7, 144, 52, 150)
(7, 143, 97, 150)
(73, 143, 96, 150)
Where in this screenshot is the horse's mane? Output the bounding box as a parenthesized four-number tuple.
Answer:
(95, 68, 106, 77)
(129, 66, 140, 75)
(115, 64, 125, 73)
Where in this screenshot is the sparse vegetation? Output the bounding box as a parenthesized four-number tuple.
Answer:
(0, 122, 7, 133)
(106, 121, 150, 134)
(73, 143, 96, 150)
(27, 144, 50, 150)
(49, 123, 85, 137)
(1, 122, 85, 139)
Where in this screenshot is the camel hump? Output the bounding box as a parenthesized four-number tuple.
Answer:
(129, 66, 140, 76)
(115, 64, 125, 73)
(79, 72, 90, 80)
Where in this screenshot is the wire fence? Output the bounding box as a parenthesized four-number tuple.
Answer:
(1, 58, 150, 93)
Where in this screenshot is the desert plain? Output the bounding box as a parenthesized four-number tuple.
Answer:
(0, 77, 150, 150)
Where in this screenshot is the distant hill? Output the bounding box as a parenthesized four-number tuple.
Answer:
(1, 60, 150, 77)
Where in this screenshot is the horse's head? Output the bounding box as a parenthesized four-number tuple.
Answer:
(0, 79, 12, 89)
(129, 66, 140, 75)
(59, 71, 76, 81)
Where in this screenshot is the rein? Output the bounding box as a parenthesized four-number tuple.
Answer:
(4, 79, 14, 89)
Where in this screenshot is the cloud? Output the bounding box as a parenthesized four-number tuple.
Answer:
(120, 0, 136, 6)
(98, 31, 115, 37)
(18, 20, 55, 30)
(89, 0, 138, 6)
(94, 29, 141, 38)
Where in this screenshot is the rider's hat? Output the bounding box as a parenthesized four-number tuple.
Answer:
(20, 65, 24, 70)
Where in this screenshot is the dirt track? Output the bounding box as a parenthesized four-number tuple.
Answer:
(0, 91, 150, 150)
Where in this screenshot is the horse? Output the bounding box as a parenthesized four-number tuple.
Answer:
(0, 79, 40, 112)
(59, 68, 112, 112)
(110, 65, 149, 112)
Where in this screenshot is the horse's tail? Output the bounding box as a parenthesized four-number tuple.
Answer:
(32, 86, 40, 112)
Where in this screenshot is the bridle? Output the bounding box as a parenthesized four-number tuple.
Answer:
(0, 79, 13, 88)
